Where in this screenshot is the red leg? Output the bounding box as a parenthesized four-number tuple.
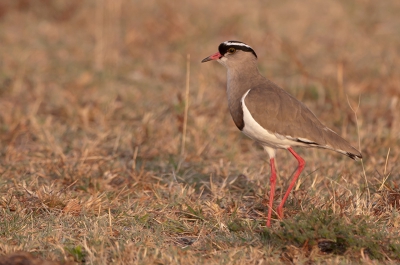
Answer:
(277, 147, 305, 219)
(267, 157, 276, 227)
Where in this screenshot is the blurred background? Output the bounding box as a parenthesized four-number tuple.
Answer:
(0, 0, 399, 178)
(0, 0, 399, 262)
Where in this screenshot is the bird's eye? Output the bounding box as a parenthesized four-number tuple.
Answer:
(228, 47, 236, 53)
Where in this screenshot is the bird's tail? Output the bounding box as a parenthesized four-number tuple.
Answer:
(322, 127, 362, 160)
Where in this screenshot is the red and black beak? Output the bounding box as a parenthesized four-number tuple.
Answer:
(201, 52, 222, 63)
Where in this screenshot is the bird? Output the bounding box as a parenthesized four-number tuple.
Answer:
(201, 41, 362, 227)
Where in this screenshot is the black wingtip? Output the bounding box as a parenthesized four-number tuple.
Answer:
(347, 152, 362, 160)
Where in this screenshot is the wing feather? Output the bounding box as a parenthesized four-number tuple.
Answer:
(244, 80, 361, 159)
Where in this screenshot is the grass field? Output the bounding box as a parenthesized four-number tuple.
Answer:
(0, 0, 400, 264)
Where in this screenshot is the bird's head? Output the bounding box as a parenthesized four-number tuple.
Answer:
(201, 41, 257, 68)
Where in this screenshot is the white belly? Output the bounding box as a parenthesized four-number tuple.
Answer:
(241, 89, 300, 149)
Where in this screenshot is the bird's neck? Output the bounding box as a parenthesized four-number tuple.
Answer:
(225, 63, 263, 130)
(226, 63, 262, 97)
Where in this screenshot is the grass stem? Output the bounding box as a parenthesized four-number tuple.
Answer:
(181, 54, 191, 157)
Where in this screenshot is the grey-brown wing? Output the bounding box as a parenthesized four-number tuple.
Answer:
(244, 81, 361, 158)
(244, 83, 325, 141)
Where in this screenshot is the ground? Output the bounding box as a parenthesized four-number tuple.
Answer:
(0, 0, 399, 264)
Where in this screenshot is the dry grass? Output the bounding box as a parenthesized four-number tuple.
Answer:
(0, 0, 400, 264)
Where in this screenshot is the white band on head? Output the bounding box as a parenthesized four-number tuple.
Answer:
(223, 41, 252, 49)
